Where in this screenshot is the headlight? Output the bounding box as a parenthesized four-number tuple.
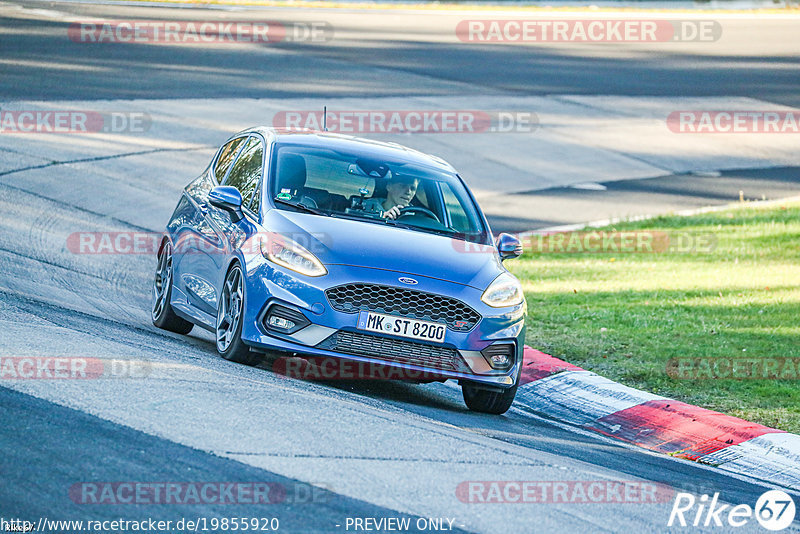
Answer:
(481, 272, 523, 308)
(260, 234, 327, 277)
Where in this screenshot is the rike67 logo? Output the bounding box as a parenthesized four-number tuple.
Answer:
(669, 490, 796, 531)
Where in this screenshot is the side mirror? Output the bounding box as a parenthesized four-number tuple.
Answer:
(496, 233, 523, 260)
(208, 186, 244, 223)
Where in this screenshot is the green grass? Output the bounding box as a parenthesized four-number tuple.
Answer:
(509, 200, 800, 433)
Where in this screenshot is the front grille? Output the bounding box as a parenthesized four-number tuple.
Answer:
(317, 331, 469, 373)
(325, 283, 480, 332)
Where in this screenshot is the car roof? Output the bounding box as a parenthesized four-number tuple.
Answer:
(231, 127, 457, 173)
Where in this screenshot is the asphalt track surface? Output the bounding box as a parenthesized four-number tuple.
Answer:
(1, 2, 799, 105)
(1, 2, 799, 533)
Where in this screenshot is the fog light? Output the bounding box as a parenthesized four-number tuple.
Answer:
(490, 353, 510, 368)
(268, 316, 296, 330)
(481, 343, 515, 370)
(262, 304, 311, 335)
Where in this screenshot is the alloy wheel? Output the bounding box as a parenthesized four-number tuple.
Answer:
(216, 266, 243, 353)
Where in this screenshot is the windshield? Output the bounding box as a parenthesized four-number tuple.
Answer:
(268, 143, 490, 243)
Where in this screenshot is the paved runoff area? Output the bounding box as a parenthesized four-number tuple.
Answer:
(1, 94, 799, 231)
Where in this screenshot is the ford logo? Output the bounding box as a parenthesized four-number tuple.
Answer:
(398, 277, 418, 285)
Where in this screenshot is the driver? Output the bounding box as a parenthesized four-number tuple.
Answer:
(363, 177, 420, 220)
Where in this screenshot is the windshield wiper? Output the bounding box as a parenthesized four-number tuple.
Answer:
(273, 197, 328, 216)
(284, 205, 461, 239)
(383, 219, 458, 238)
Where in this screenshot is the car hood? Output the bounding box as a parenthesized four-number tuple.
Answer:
(263, 210, 504, 290)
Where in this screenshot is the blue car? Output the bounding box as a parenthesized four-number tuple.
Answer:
(152, 128, 526, 414)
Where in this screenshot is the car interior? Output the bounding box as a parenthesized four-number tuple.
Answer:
(274, 151, 440, 223)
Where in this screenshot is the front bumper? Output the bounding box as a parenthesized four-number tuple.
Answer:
(239, 259, 526, 388)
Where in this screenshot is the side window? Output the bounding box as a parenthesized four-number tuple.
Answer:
(224, 136, 264, 214)
(440, 182, 473, 233)
(214, 137, 246, 183)
(185, 172, 214, 204)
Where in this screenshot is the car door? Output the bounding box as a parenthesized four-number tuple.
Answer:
(174, 135, 248, 315)
(202, 135, 266, 309)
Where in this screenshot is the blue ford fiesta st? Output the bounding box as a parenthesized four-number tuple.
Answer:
(152, 128, 526, 414)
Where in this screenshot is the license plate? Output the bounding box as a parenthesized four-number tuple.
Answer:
(357, 311, 446, 344)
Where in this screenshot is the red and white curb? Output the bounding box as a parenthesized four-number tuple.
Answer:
(516, 346, 800, 491)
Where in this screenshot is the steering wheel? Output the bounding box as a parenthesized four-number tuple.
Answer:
(397, 206, 440, 223)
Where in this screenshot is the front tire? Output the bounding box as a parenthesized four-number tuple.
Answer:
(152, 242, 194, 335)
(462, 365, 521, 415)
(462, 383, 518, 415)
(215, 264, 260, 366)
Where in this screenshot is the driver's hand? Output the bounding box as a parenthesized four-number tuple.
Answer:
(383, 205, 403, 220)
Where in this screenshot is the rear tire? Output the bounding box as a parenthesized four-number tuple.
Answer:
(215, 264, 261, 366)
(152, 241, 194, 335)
